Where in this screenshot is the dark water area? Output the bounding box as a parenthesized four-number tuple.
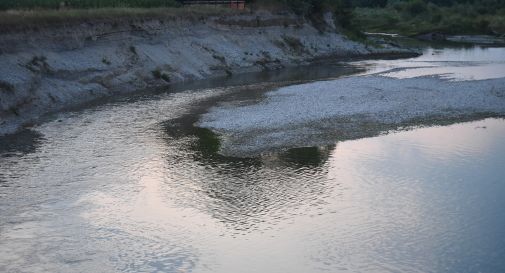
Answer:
(1, 46, 505, 273)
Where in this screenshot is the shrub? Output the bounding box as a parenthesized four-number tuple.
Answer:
(152, 69, 170, 82)
(129, 46, 137, 55)
(0, 80, 14, 93)
(404, 0, 428, 16)
(102, 57, 111, 65)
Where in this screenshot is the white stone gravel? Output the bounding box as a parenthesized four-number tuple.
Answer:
(199, 75, 505, 156)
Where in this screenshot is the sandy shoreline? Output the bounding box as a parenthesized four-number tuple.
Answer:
(198, 75, 505, 156)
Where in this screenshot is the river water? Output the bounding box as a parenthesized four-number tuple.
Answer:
(1, 46, 505, 273)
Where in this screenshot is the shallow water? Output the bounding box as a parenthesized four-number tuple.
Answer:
(1, 46, 505, 273)
(355, 46, 505, 80)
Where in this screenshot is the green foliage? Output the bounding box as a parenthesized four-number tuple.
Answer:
(152, 69, 162, 79)
(253, 0, 504, 36)
(404, 0, 427, 15)
(284, 0, 312, 15)
(102, 57, 111, 65)
(352, 0, 388, 8)
(194, 128, 220, 156)
(152, 69, 170, 82)
(352, 0, 505, 35)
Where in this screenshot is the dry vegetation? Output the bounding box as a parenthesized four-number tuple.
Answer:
(0, 0, 180, 10)
(0, 6, 240, 31)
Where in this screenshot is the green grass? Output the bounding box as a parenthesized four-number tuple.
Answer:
(352, 3, 505, 36)
(194, 127, 221, 156)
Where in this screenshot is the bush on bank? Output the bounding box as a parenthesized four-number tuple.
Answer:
(352, 0, 505, 36)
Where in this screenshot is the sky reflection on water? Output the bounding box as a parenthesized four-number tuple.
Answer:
(355, 46, 505, 80)
(1, 46, 505, 272)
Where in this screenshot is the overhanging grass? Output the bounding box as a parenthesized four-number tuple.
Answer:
(0, 0, 180, 10)
(0, 6, 239, 30)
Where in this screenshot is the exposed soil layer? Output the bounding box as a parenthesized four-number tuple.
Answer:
(0, 11, 413, 135)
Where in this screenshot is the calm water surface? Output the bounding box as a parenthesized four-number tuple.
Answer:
(355, 46, 505, 80)
(1, 46, 505, 273)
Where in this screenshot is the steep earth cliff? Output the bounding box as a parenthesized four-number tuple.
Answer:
(0, 11, 410, 135)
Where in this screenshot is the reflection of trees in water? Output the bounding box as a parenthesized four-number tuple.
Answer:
(0, 129, 44, 186)
(161, 118, 337, 234)
(277, 146, 334, 168)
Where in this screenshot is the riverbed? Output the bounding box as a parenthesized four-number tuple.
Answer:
(1, 45, 505, 273)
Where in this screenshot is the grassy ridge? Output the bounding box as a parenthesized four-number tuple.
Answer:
(0, 0, 180, 10)
(0, 6, 237, 30)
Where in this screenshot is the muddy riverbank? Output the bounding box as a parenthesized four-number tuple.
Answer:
(0, 10, 414, 136)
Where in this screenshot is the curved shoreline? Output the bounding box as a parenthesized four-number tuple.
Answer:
(0, 11, 415, 136)
(198, 75, 505, 157)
